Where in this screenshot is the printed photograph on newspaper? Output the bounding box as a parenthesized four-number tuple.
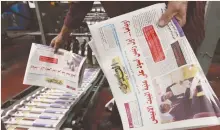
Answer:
(153, 64, 220, 123)
(23, 43, 86, 93)
(111, 57, 132, 94)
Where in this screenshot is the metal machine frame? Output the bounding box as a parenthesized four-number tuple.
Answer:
(26, 1, 105, 45)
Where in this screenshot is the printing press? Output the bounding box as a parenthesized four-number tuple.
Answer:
(2, 1, 220, 130)
(1, 67, 105, 130)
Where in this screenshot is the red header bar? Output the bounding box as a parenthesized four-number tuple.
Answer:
(39, 56, 58, 64)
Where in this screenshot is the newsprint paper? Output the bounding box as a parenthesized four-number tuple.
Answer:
(89, 3, 220, 130)
(23, 43, 86, 94)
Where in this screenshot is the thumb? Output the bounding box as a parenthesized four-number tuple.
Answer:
(158, 8, 177, 27)
(54, 43, 60, 53)
(50, 36, 58, 47)
(50, 39, 55, 47)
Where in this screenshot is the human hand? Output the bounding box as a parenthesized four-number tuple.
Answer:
(158, 1, 188, 27)
(50, 33, 66, 53)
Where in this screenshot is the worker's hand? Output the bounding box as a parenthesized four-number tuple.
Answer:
(50, 33, 65, 53)
(158, 1, 188, 27)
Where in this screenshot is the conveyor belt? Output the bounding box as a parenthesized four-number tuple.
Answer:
(1, 67, 104, 130)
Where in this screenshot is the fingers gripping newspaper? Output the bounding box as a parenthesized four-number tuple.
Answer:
(23, 43, 86, 94)
(89, 3, 220, 130)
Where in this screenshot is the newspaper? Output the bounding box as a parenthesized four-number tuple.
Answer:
(23, 43, 86, 94)
(89, 3, 220, 130)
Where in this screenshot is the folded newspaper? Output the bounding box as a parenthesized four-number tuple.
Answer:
(89, 3, 220, 130)
(23, 43, 86, 94)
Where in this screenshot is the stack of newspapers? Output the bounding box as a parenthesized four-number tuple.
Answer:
(88, 3, 220, 130)
(2, 68, 100, 130)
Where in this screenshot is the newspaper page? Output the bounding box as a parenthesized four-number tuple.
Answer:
(23, 43, 86, 94)
(89, 3, 220, 130)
